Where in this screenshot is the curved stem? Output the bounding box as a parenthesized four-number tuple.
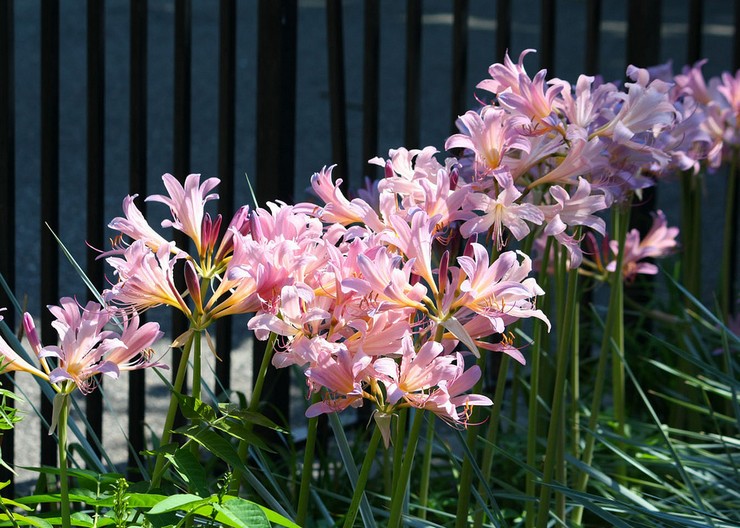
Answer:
(342, 425, 382, 528)
(388, 409, 425, 528)
(150, 331, 196, 490)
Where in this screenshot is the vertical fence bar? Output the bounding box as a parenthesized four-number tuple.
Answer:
(86, 0, 105, 460)
(405, 0, 421, 148)
(584, 0, 601, 74)
(255, 0, 296, 425)
(627, 0, 661, 68)
(40, 0, 60, 470)
(687, 0, 702, 64)
(0, 0, 15, 494)
(540, 0, 556, 74)
(215, 0, 236, 395)
(496, 0, 511, 62)
(731, 0, 740, 318)
(362, 0, 379, 179)
(626, 0, 661, 230)
(736, 0, 740, 70)
(127, 0, 148, 477)
(326, 0, 349, 190)
(450, 0, 469, 131)
(172, 0, 191, 423)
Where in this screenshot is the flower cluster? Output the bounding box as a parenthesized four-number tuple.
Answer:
(0, 300, 162, 397)
(97, 165, 550, 434)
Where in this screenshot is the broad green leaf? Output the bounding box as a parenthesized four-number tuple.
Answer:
(214, 498, 269, 528)
(176, 394, 217, 423)
(166, 448, 210, 497)
(0, 514, 53, 528)
(147, 493, 206, 515)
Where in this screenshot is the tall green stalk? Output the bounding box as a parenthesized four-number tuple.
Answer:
(472, 353, 510, 528)
(150, 331, 196, 490)
(417, 415, 435, 520)
(342, 425, 382, 528)
(388, 409, 425, 528)
(231, 332, 278, 494)
(454, 353, 488, 528)
(297, 394, 321, 525)
(720, 149, 738, 320)
(58, 392, 71, 528)
(571, 206, 630, 526)
(524, 236, 552, 528)
(190, 331, 203, 461)
(535, 261, 579, 528)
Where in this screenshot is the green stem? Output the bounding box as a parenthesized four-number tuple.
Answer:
(570, 305, 580, 464)
(472, 354, 510, 528)
(571, 208, 629, 526)
(190, 331, 202, 462)
(417, 415, 435, 520)
(454, 351, 488, 528)
(150, 331, 196, 490)
(610, 206, 630, 480)
(231, 332, 278, 494)
(58, 393, 71, 528)
(525, 236, 552, 528)
(297, 394, 321, 526)
(391, 408, 407, 488)
(388, 409, 425, 528)
(342, 425, 382, 528)
(720, 149, 738, 320)
(535, 263, 579, 528)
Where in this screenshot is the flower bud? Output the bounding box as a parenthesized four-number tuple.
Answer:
(184, 260, 202, 312)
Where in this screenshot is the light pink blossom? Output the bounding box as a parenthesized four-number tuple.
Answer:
(41, 298, 163, 394)
(606, 209, 679, 281)
(146, 173, 220, 258)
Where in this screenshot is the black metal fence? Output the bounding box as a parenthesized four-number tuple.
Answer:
(0, 0, 737, 493)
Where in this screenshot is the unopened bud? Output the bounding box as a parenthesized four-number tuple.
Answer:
(184, 260, 202, 312)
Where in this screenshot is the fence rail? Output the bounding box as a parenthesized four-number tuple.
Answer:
(0, 0, 737, 493)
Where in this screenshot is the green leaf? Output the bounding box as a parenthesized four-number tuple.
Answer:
(176, 395, 217, 423)
(214, 498, 269, 528)
(0, 514, 53, 528)
(147, 493, 206, 515)
(218, 406, 288, 433)
(254, 505, 302, 528)
(166, 448, 210, 497)
(211, 420, 273, 451)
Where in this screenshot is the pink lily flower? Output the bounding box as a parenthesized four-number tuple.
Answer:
(105, 240, 190, 316)
(146, 173, 220, 258)
(0, 311, 48, 379)
(446, 107, 531, 177)
(305, 343, 372, 417)
(540, 177, 609, 268)
(453, 244, 549, 332)
(606, 209, 679, 281)
(41, 298, 163, 394)
(373, 339, 456, 407)
(107, 194, 171, 253)
(459, 172, 544, 249)
(424, 354, 493, 426)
